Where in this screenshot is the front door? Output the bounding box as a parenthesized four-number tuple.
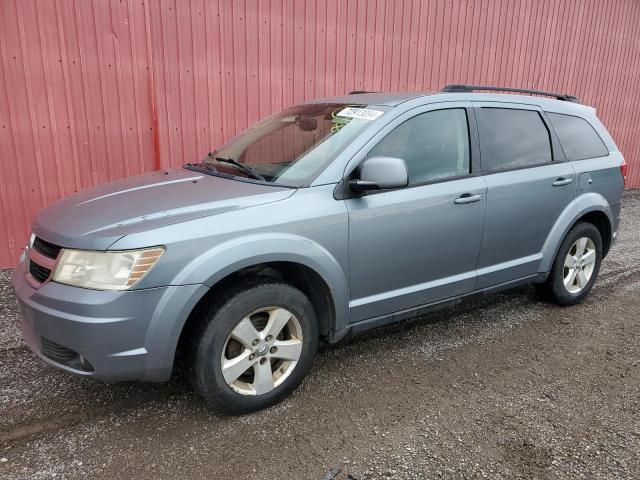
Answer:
(345, 106, 487, 322)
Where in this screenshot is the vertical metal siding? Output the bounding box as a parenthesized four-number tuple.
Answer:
(1, 0, 639, 267)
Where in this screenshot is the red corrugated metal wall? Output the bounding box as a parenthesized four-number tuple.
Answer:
(1, 0, 639, 267)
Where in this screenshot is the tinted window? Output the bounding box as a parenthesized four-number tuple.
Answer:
(479, 108, 552, 172)
(368, 109, 470, 185)
(547, 112, 609, 160)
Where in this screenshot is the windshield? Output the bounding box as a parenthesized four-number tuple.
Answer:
(196, 103, 390, 187)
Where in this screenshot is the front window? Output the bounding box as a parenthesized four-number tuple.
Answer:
(192, 103, 390, 187)
(368, 108, 470, 185)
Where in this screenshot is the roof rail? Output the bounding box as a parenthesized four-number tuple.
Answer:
(441, 84, 580, 103)
(348, 90, 375, 95)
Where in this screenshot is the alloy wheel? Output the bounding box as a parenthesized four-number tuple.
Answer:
(220, 307, 303, 395)
(563, 237, 596, 294)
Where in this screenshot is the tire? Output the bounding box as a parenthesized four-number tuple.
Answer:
(189, 279, 318, 414)
(535, 222, 603, 306)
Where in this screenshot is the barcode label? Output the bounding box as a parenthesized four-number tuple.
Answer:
(336, 107, 384, 121)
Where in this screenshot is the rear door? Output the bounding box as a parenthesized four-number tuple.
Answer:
(473, 103, 576, 288)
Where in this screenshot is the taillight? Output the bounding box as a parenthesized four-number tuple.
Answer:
(620, 158, 628, 186)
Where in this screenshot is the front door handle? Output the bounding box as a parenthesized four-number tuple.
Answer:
(552, 177, 573, 186)
(454, 193, 482, 204)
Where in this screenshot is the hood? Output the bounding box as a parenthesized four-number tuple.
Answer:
(33, 168, 295, 250)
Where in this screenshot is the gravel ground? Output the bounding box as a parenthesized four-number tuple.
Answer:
(1, 191, 639, 480)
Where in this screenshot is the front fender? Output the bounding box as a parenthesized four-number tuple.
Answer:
(171, 233, 350, 332)
(539, 192, 613, 273)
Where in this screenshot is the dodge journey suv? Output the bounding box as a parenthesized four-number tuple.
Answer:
(12, 85, 625, 413)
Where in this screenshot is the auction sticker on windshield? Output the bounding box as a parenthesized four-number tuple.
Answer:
(336, 107, 384, 121)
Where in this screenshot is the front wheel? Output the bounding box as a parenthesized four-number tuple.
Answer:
(535, 222, 603, 306)
(190, 280, 318, 414)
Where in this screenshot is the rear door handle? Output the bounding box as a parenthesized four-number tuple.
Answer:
(454, 193, 482, 204)
(552, 177, 573, 186)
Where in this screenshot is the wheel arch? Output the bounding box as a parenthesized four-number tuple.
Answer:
(540, 194, 614, 274)
(170, 234, 349, 373)
(577, 210, 612, 257)
(190, 258, 334, 326)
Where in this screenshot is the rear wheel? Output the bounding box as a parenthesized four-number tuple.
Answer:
(190, 280, 318, 414)
(535, 222, 602, 306)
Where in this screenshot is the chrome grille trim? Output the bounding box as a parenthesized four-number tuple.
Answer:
(29, 247, 57, 270)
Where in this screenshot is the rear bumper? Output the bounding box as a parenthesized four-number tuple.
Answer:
(607, 201, 622, 255)
(12, 255, 207, 382)
(612, 201, 622, 234)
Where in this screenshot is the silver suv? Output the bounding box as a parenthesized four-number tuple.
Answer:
(12, 85, 625, 413)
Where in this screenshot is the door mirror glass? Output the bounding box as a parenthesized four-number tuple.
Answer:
(349, 156, 409, 193)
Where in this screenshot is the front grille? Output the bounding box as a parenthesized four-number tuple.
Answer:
(40, 337, 94, 372)
(29, 261, 51, 283)
(27, 236, 63, 286)
(33, 236, 62, 259)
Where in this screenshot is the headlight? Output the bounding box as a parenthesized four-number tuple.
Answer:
(52, 247, 165, 291)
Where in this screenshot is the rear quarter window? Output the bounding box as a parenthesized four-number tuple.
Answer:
(546, 112, 609, 161)
(478, 108, 552, 172)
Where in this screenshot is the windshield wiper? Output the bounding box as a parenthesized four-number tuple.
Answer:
(186, 161, 217, 172)
(209, 154, 266, 181)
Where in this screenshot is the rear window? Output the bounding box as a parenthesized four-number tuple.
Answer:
(478, 108, 552, 172)
(547, 112, 609, 161)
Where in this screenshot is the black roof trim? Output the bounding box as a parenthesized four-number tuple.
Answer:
(348, 90, 376, 95)
(441, 84, 580, 103)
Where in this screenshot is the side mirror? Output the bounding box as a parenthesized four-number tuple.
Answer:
(349, 156, 409, 193)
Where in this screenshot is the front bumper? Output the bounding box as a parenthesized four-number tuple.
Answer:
(12, 256, 207, 382)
